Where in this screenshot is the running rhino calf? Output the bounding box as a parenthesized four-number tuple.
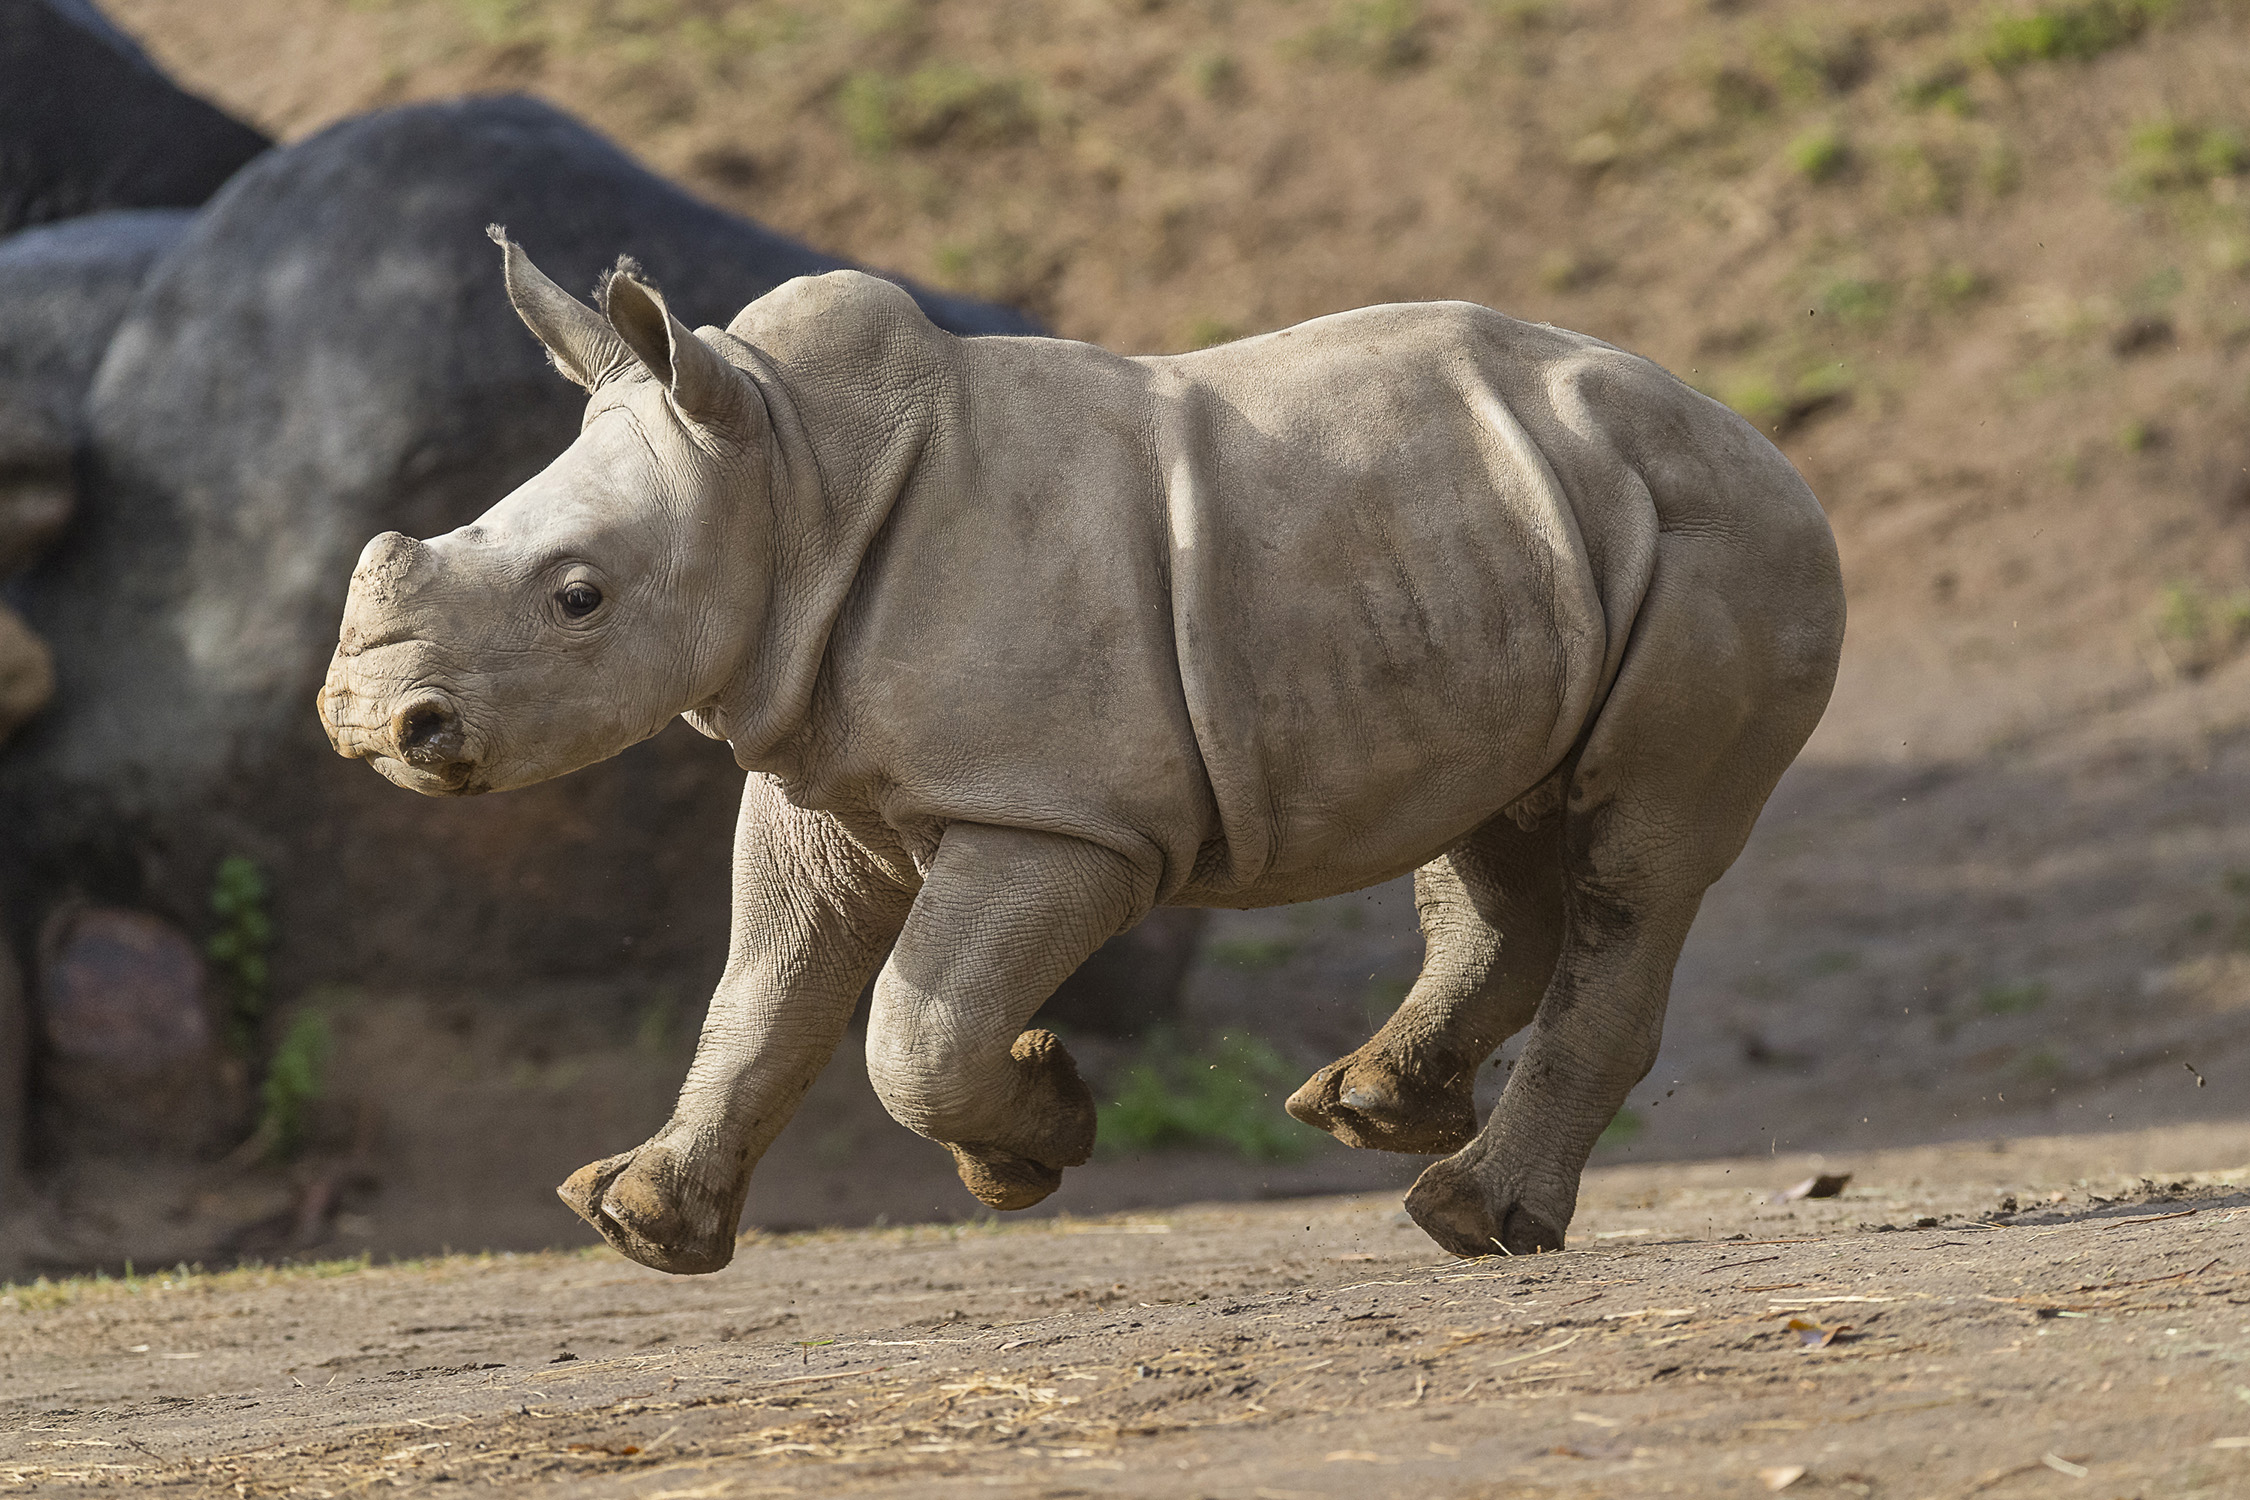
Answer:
(319, 230, 1844, 1273)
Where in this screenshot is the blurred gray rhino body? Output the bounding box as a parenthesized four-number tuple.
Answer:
(0, 0, 268, 234)
(0, 210, 190, 745)
(322, 244, 1845, 1270)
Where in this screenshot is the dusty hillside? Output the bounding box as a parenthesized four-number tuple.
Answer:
(103, 0, 2250, 761)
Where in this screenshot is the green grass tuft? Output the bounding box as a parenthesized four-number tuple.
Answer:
(1982, 0, 2169, 71)
(1787, 125, 1850, 183)
(1899, 60, 1974, 115)
(1597, 1108, 1644, 1148)
(1186, 315, 1243, 349)
(1289, 0, 1429, 72)
(1978, 979, 2050, 1015)
(1930, 263, 1992, 306)
(1819, 276, 1894, 326)
(837, 63, 1035, 156)
(2123, 118, 2250, 195)
(1186, 49, 1241, 101)
(1096, 1031, 1316, 1161)
(2152, 581, 2250, 674)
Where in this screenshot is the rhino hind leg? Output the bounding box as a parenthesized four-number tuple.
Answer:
(1286, 803, 1566, 1154)
(1404, 523, 1841, 1258)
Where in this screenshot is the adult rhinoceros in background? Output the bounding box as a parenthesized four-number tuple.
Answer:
(320, 232, 1845, 1271)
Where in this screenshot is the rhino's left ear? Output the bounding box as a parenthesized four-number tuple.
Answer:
(601, 263, 755, 436)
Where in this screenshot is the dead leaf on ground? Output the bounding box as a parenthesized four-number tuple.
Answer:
(1786, 1317, 1852, 1349)
(1760, 1465, 1807, 1491)
(1771, 1173, 1852, 1203)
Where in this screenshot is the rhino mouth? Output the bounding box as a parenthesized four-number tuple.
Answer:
(367, 752, 486, 797)
(318, 668, 489, 797)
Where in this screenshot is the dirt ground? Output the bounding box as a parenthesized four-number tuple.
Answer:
(6, 1121, 2250, 1498)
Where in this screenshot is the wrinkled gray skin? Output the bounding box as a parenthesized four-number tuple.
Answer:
(321, 233, 1844, 1272)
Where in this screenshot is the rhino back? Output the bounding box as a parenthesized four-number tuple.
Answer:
(1134, 304, 1651, 901)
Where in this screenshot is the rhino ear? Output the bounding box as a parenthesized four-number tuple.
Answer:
(600, 262, 751, 433)
(487, 226, 635, 391)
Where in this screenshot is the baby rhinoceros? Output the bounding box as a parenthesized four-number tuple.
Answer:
(319, 229, 1844, 1273)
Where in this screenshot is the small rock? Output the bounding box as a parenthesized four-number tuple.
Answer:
(36, 907, 241, 1154)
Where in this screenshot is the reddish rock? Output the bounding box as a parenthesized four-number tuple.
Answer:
(35, 907, 241, 1154)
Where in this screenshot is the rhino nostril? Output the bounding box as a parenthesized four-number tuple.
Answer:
(391, 698, 466, 767)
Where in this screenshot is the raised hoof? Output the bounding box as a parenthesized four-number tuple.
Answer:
(1008, 1028, 1099, 1167)
(948, 1143, 1064, 1210)
(558, 1143, 738, 1275)
(1403, 1155, 1565, 1259)
(1285, 1051, 1478, 1155)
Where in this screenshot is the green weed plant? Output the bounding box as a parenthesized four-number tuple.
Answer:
(1978, 979, 2049, 1015)
(1983, 0, 2169, 71)
(1289, 0, 1429, 72)
(1788, 125, 1850, 183)
(2153, 581, 2250, 675)
(207, 856, 272, 1055)
(1096, 1030, 1315, 1161)
(258, 1010, 333, 1160)
(1597, 1107, 1644, 1147)
(838, 63, 1034, 156)
(2123, 119, 2250, 196)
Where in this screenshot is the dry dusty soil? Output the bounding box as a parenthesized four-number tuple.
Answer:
(8, 1123, 2250, 1498)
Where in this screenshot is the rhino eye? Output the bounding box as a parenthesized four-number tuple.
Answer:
(558, 581, 603, 618)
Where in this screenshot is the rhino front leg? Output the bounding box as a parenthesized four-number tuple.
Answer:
(559, 774, 913, 1274)
(865, 823, 1157, 1211)
(1287, 804, 1565, 1154)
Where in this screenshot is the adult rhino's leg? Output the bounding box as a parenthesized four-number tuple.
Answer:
(866, 823, 1156, 1211)
(1405, 525, 1842, 1257)
(559, 775, 913, 1274)
(1286, 805, 1565, 1154)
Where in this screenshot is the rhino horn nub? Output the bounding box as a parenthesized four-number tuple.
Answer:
(353, 529, 425, 579)
(345, 531, 434, 620)
(487, 224, 636, 391)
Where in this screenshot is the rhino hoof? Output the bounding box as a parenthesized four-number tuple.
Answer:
(948, 1144, 1064, 1210)
(1287, 1052, 1478, 1155)
(1404, 1155, 1564, 1259)
(558, 1144, 738, 1275)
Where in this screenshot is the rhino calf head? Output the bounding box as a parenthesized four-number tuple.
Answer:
(319, 230, 769, 795)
